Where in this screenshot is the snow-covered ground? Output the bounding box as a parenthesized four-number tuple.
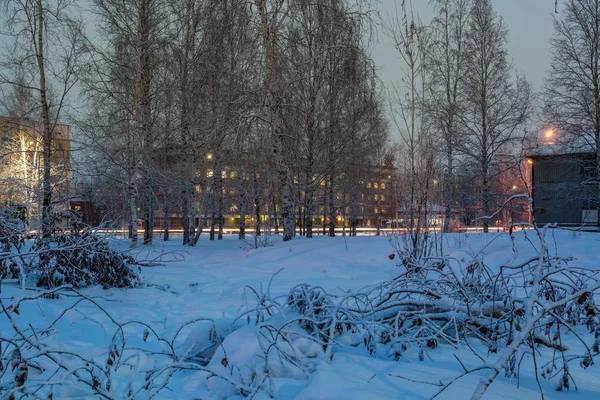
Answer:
(2, 230, 600, 399)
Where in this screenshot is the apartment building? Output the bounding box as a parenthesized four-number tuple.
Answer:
(0, 116, 71, 221)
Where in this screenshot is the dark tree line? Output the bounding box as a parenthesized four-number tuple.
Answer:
(71, 0, 387, 246)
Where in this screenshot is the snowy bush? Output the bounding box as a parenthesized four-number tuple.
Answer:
(242, 231, 282, 250)
(389, 230, 444, 271)
(0, 211, 142, 290)
(31, 224, 142, 289)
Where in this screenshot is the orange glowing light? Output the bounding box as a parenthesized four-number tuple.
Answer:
(544, 129, 554, 138)
(527, 159, 533, 164)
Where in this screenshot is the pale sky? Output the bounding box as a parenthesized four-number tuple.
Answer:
(374, 0, 556, 91)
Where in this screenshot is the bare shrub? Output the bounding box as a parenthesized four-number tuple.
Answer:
(1, 210, 142, 290)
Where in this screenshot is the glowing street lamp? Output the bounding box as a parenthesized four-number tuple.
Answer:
(543, 129, 555, 144)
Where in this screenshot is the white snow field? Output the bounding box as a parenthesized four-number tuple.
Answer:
(2, 230, 600, 399)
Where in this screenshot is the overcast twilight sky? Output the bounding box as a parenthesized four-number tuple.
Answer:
(373, 0, 557, 92)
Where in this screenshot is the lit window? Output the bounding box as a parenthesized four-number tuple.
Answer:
(361, 193, 364, 199)
(230, 188, 236, 195)
(374, 208, 378, 213)
(374, 183, 378, 189)
(381, 195, 385, 201)
(222, 170, 227, 179)
(374, 194, 379, 200)
(367, 183, 371, 188)
(195, 184, 202, 193)
(206, 153, 213, 160)
(206, 169, 214, 178)
(381, 208, 385, 213)
(230, 204, 238, 212)
(230, 171, 237, 179)
(381, 183, 386, 189)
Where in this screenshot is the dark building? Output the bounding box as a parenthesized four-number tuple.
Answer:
(530, 143, 597, 226)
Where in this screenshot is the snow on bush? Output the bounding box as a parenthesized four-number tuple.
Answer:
(31, 224, 143, 289)
(1, 208, 142, 290)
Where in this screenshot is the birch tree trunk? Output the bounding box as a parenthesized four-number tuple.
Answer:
(238, 172, 246, 239)
(128, 175, 139, 247)
(254, 0, 295, 241)
(34, 0, 53, 238)
(163, 203, 169, 241)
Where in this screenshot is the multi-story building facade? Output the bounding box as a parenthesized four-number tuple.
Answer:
(183, 160, 399, 233)
(0, 116, 71, 223)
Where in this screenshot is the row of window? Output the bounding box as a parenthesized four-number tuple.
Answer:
(203, 169, 238, 179)
(359, 181, 388, 189)
(194, 184, 394, 203)
(199, 169, 392, 189)
(361, 193, 386, 201)
(226, 204, 387, 215)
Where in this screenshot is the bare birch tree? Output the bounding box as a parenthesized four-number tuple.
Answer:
(81, 0, 167, 246)
(544, 0, 600, 229)
(426, 0, 471, 232)
(0, 0, 82, 236)
(460, 0, 530, 232)
(387, 1, 435, 253)
(252, 0, 297, 241)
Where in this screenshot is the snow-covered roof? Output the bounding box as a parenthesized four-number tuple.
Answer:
(529, 134, 596, 157)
